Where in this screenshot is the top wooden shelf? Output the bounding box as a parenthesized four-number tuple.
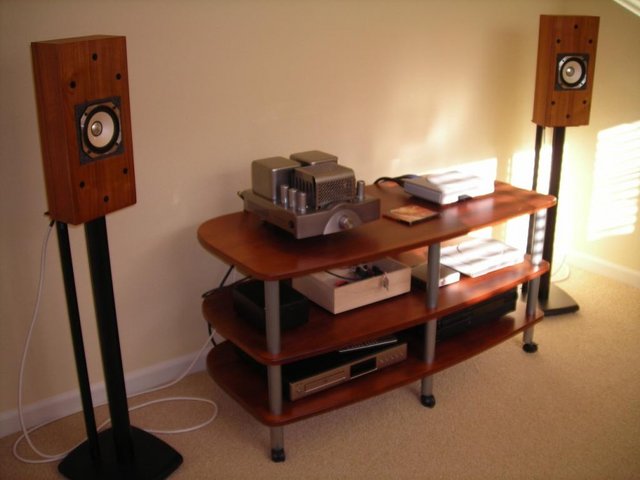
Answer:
(197, 181, 556, 280)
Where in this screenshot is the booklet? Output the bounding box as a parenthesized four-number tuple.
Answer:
(440, 238, 525, 277)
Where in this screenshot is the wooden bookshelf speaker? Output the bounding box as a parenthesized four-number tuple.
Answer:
(32, 35, 136, 225)
(532, 15, 599, 127)
(32, 35, 183, 479)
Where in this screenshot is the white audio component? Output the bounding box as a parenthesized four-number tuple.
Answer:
(403, 171, 494, 205)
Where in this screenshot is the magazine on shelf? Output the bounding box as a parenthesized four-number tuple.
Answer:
(440, 238, 525, 278)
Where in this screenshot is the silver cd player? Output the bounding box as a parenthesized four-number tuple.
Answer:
(286, 342, 407, 401)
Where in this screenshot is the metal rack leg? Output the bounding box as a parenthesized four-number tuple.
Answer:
(420, 243, 440, 408)
(269, 426, 285, 462)
(524, 272, 540, 353)
(264, 281, 285, 461)
(420, 321, 437, 408)
(523, 209, 547, 353)
(522, 327, 538, 353)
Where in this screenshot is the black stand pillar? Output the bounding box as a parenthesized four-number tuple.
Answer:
(58, 217, 182, 480)
(56, 222, 101, 463)
(524, 126, 545, 268)
(84, 216, 134, 464)
(530, 126, 580, 316)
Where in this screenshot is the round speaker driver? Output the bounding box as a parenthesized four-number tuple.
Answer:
(87, 110, 116, 148)
(80, 102, 122, 156)
(558, 56, 587, 89)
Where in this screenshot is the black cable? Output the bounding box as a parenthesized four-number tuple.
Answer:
(201, 264, 235, 298)
(326, 264, 385, 282)
(203, 264, 236, 346)
(219, 264, 234, 290)
(373, 174, 419, 187)
(325, 269, 359, 282)
(207, 325, 216, 346)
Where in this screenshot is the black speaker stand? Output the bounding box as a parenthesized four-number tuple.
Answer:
(527, 125, 579, 316)
(537, 283, 580, 316)
(56, 217, 182, 479)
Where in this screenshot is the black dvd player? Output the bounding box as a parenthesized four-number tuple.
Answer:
(436, 288, 518, 340)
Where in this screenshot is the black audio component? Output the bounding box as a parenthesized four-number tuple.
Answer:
(436, 288, 518, 340)
(232, 280, 309, 332)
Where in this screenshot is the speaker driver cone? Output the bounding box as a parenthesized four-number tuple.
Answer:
(78, 99, 123, 160)
(557, 55, 588, 90)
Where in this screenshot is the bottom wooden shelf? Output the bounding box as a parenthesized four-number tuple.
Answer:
(206, 300, 543, 427)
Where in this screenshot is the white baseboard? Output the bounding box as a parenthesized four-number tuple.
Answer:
(0, 346, 211, 439)
(567, 252, 640, 289)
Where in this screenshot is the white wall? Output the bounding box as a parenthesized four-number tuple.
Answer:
(559, 0, 640, 282)
(1, 0, 638, 434)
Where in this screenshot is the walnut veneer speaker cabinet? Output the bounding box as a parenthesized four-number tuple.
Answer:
(532, 15, 599, 127)
(32, 35, 136, 224)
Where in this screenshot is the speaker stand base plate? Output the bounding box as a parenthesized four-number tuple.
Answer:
(539, 284, 579, 317)
(58, 426, 182, 480)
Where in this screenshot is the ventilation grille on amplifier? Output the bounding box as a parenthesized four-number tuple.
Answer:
(292, 163, 356, 210)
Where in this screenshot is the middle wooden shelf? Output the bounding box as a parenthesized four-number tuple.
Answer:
(202, 257, 549, 366)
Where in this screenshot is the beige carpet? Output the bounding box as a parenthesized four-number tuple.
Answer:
(2, 267, 639, 479)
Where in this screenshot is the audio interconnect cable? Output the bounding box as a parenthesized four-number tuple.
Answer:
(13, 219, 219, 464)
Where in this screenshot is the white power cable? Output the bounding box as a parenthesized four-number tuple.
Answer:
(13, 220, 219, 464)
(15, 221, 63, 463)
(550, 253, 572, 283)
